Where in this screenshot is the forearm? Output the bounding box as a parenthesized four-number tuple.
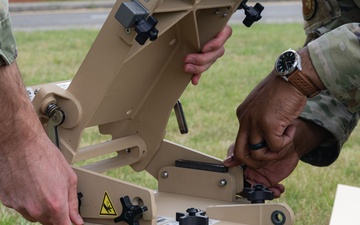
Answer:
(0, 63, 46, 156)
(0, 63, 84, 225)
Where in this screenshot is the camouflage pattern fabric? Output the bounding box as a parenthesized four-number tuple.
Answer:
(299, 0, 360, 166)
(0, 0, 17, 66)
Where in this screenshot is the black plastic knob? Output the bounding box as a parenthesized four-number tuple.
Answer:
(176, 208, 209, 225)
(114, 196, 148, 225)
(239, 0, 264, 27)
(243, 184, 274, 204)
(135, 16, 158, 45)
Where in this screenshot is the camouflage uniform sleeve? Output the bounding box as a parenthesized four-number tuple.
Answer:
(299, 22, 360, 166)
(308, 23, 360, 113)
(299, 90, 360, 166)
(0, 0, 17, 66)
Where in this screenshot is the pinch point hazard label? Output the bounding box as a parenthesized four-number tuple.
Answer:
(100, 192, 117, 216)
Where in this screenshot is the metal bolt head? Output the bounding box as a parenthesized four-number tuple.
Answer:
(219, 179, 227, 187)
(161, 171, 169, 178)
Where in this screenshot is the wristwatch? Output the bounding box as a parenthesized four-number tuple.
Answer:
(274, 49, 320, 98)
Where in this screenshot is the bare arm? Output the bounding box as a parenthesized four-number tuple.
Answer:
(0, 63, 83, 225)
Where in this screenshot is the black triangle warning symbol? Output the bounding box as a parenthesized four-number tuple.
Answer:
(100, 192, 117, 216)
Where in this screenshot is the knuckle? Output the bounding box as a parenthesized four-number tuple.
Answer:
(66, 169, 78, 186)
(46, 198, 65, 215)
(227, 26, 233, 37)
(236, 104, 246, 118)
(1, 196, 12, 208)
(69, 173, 78, 186)
(27, 208, 42, 220)
(25, 203, 44, 220)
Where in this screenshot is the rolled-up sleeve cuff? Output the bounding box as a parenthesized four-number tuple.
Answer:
(299, 90, 360, 166)
(0, 14, 17, 66)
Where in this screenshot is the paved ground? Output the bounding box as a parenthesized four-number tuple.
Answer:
(9, 0, 115, 12)
(10, 1, 302, 30)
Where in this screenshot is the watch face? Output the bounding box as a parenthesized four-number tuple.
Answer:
(275, 50, 298, 75)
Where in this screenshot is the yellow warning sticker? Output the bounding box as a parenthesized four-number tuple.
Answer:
(100, 192, 117, 216)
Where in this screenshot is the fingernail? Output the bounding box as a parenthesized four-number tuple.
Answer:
(223, 155, 234, 165)
(185, 57, 195, 64)
(77, 214, 84, 224)
(185, 66, 195, 74)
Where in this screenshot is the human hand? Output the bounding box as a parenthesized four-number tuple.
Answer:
(0, 133, 84, 225)
(232, 72, 307, 168)
(0, 63, 83, 225)
(224, 119, 331, 197)
(184, 24, 232, 85)
(224, 142, 300, 198)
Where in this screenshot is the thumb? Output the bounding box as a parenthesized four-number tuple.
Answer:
(69, 190, 84, 225)
(223, 155, 243, 167)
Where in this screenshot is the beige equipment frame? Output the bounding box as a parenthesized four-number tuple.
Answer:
(29, 0, 294, 224)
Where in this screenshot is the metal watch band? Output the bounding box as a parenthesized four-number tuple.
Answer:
(287, 70, 320, 98)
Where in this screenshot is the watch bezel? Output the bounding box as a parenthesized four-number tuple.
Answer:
(274, 49, 302, 78)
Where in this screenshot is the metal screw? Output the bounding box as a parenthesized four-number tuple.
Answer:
(219, 179, 227, 187)
(222, 13, 228, 17)
(161, 171, 169, 178)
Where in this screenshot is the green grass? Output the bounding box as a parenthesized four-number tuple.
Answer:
(3, 23, 360, 225)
